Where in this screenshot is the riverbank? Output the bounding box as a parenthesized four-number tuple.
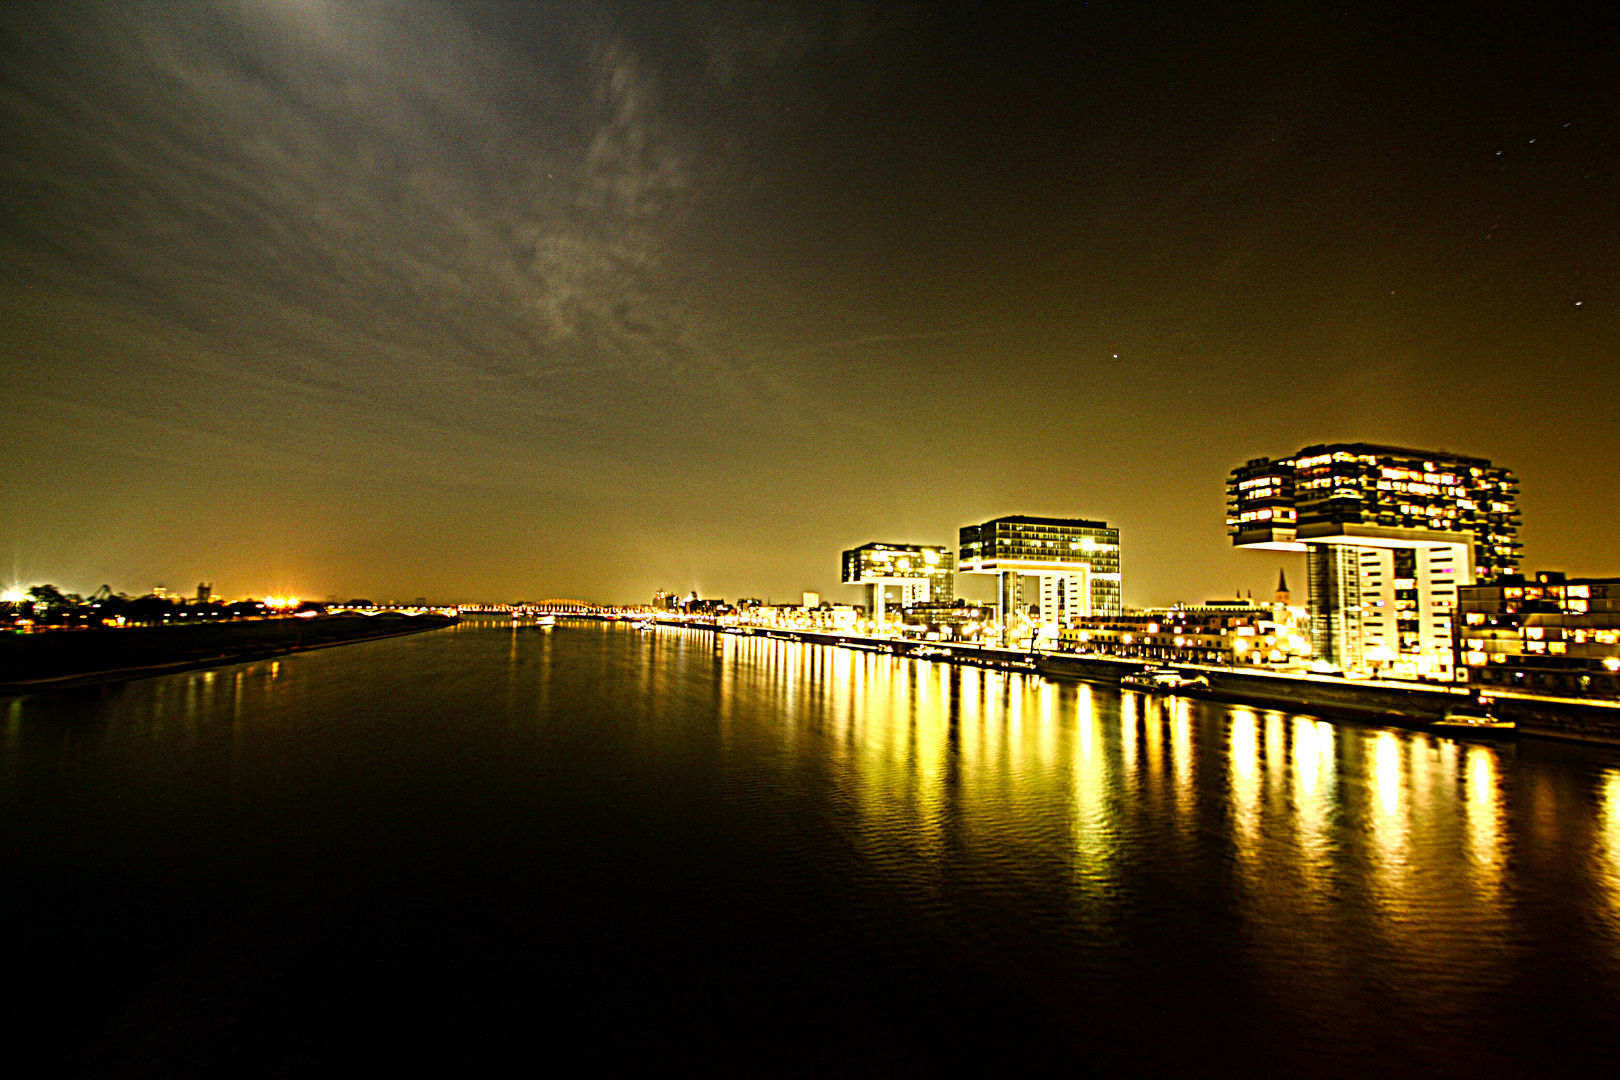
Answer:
(659, 620, 1620, 744)
(0, 612, 458, 695)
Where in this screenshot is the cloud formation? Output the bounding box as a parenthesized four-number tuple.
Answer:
(2, 1, 1615, 603)
(0, 0, 708, 445)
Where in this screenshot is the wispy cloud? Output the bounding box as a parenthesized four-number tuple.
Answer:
(0, 0, 708, 449)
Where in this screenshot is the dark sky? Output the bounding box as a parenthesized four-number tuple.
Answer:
(2, 1, 1617, 605)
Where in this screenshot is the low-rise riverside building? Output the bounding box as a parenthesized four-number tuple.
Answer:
(1458, 571, 1620, 697)
(1055, 602, 1311, 666)
(730, 602, 861, 633)
(898, 600, 994, 640)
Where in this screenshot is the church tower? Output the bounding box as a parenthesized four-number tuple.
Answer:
(1275, 567, 1291, 605)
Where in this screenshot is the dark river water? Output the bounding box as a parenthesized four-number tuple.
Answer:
(6, 619, 1620, 1076)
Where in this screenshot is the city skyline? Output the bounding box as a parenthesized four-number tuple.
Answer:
(0, 438, 1553, 610)
(9, 6, 1620, 1073)
(3, 2, 1617, 605)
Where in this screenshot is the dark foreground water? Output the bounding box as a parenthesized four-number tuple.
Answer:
(6, 620, 1620, 1076)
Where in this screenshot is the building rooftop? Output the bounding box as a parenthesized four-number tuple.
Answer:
(845, 541, 947, 552)
(973, 515, 1111, 530)
(1255, 442, 1497, 467)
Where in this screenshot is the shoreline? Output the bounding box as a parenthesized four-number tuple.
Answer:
(644, 619, 1620, 746)
(16, 612, 1615, 747)
(0, 614, 458, 696)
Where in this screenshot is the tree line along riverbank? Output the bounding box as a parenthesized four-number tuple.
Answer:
(0, 612, 458, 693)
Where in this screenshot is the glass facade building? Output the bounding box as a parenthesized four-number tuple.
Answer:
(1229, 444, 1520, 678)
(1227, 443, 1521, 577)
(958, 516, 1122, 617)
(841, 543, 955, 606)
(1306, 544, 1364, 670)
(842, 544, 952, 605)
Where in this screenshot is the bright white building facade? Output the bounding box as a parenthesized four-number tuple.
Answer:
(1230, 443, 1520, 679)
(959, 516, 1121, 647)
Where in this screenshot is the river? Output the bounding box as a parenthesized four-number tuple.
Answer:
(5, 618, 1620, 1075)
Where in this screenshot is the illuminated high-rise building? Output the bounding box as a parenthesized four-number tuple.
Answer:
(958, 516, 1121, 645)
(841, 543, 954, 626)
(1228, 443, 1520, 677)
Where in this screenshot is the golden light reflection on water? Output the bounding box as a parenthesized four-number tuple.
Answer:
(1140, 696, 1163, 788)
(1265, 713, 1287, 802)
(1375, 731, 1403, 818)
(1071, 687, 1113, 877)
(1465, 745, 1505, 900)
(1292, 719, 1337, 874)
(698, 637, 1554, 974)
(12, 622, 1620, 1050)
(1598, 771, 1620, 921)
(1369, 731, 1412, 907)
(1169, 700, 1194, 820)
(1119, 694, 1138, 793)
(1229, 709, 1261, 848)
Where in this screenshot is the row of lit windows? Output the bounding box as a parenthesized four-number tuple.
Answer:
(1229, 507, 1297, 525)
(1380, 467, 1463, 486)
(972, 547, 1120, 563)
(1237, 475, 1286, 491)
(989, 526, 1115, 538)
(1233, 464, 1511, 494)
(1488, 584, 1603, 600)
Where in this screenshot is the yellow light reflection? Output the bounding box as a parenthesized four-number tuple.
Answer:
(1464, 745, 1504, 898)
(1229, 710, 1260, 846)
(1368, 731, 1411, 908)
(1599, 770, 1620, 915)
(1119, 694, 1138, 795)
(1265, 714, 1287, 798)
(1375, 732, 1402, 817)
(1291, 719, 1337, 878)
(1294, 718, 1322, 796)
(1071, 699, 1115, 884)
(1170, 701, 1194, 817)
(1142, 700, 1163, 791)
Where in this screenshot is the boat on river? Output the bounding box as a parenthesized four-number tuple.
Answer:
(1120, 668, 1209, 694)
(1431, 700, 1515, 738)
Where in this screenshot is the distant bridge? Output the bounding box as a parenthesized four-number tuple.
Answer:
(457, 600, 615, 614)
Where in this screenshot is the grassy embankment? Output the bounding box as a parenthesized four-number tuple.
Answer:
(0, 612, 457, 692)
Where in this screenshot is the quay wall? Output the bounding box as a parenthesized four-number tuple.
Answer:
(1038, 653, 1467, 727)
(1486, 695, 1620, 745)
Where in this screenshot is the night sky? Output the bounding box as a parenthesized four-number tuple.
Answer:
(2, 1, 1616, 605)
